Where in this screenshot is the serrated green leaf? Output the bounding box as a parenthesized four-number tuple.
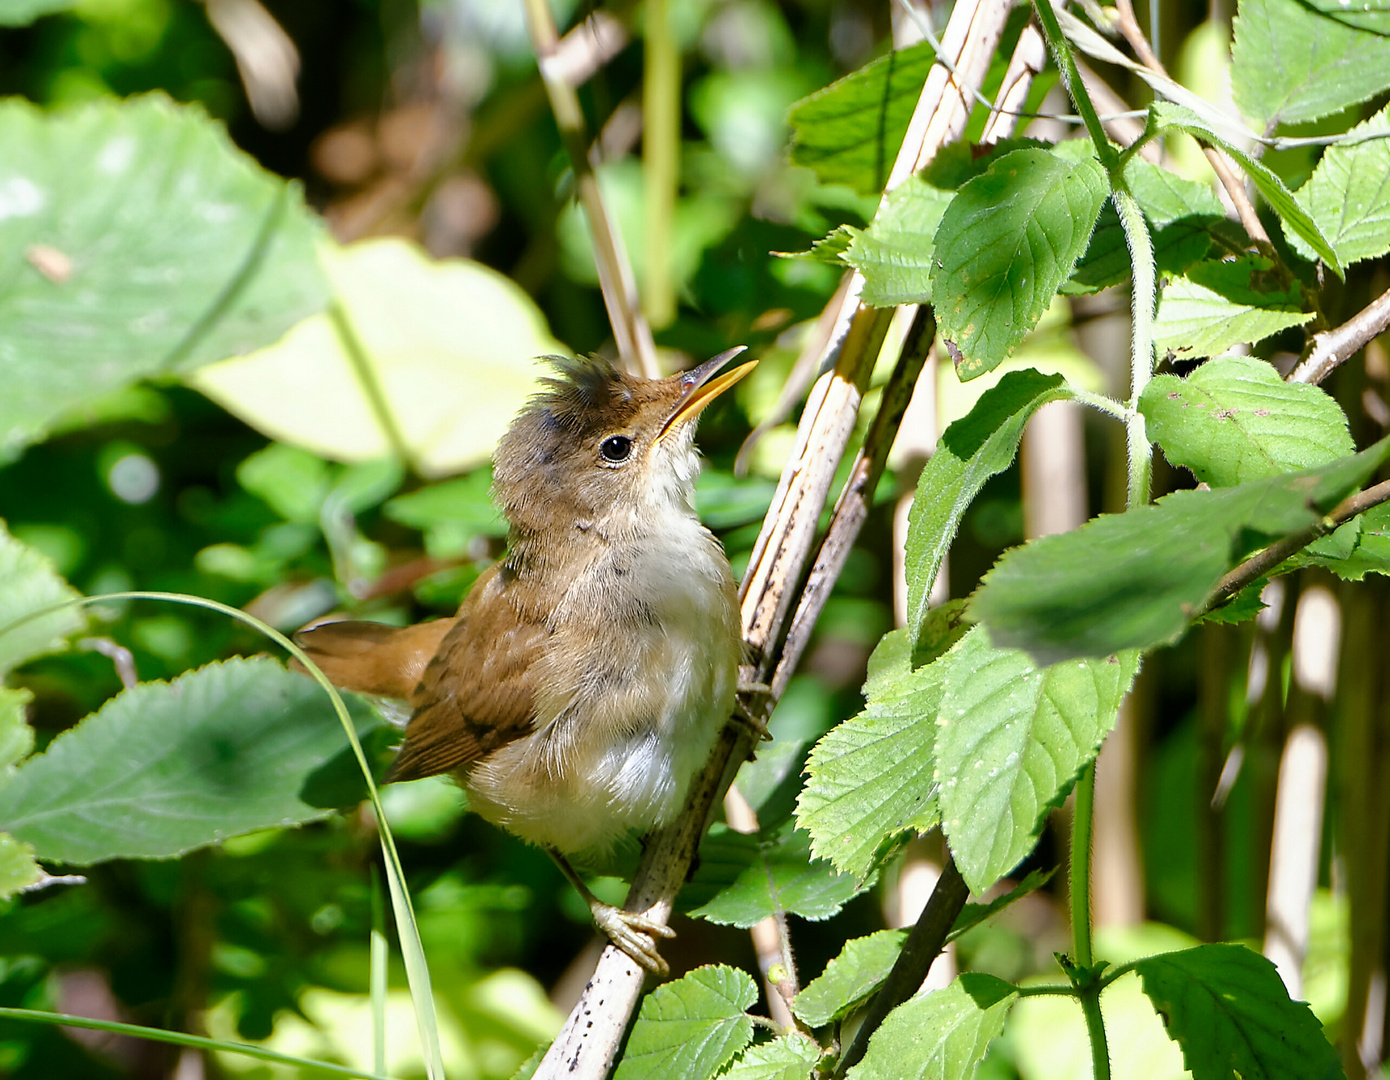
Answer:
(0, 95, 328, 459)
(846, 973, 1018, 1080)
(970, 438, 1390, 663)
(1232, 0, 1390, 130)
(932, 150, 1107, 378)
(935, 627, 1139, 892)
(685, 821, 863, 927)
(842, 176, 956, 306)
(1140, 354, 1353, 485)
(0, 686, 34, 770)
(1291, 106, 1390, 267)
(1067, 155, 1227, 294)
(723, 1035, 823, 1080)
(787, 40, 936, 195)
(1153, 259, 1312, 360)
(0, 832, 41, 898)
(0, 657, 380, 864)
(0, 520, 84, 675)
(1150, 101, 1342, 275)
(1302, 0, 1390, 32)
(793, 929, 906, 1027)
(946, 867, 1056, 945)
(1315, 502, 1390, 581)
(796, 622, 963, 880)
(612, 965, 757, 1080)
(1134, 944, 1344, 1080)
(1197, 580, 1269, 626)
(904, 370, 1072, 644)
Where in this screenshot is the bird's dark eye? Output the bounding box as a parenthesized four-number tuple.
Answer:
(600, 435, 633, 463)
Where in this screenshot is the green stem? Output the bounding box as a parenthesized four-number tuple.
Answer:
(1031, 0, 1118, 171)
(1079, 988, 1113, 1080)
(1113, 187, 1156, 509)
(1071, 760, 1098, 970)
(643, 0, 678, 329)
(0, 1008, 392, 1080)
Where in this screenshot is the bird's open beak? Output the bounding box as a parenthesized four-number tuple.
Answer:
(657, 346, 756, 442)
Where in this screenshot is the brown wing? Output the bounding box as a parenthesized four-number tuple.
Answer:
(386, 564, 546, 782)
(292, 617, 456, 701)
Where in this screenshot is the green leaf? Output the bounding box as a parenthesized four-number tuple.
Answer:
(788, 40, 937, 195)
(946, 868, 1057, 945)
(796, 616, 969, 880)
(935, 628, 1139, 892)
(723, 1035, 823, 1080)
(1197, 580, 1269, 626)
(0, 0, 77, 25)
(846, 973, 1018, 1080)
(971, 438, 1390, 663)
(0, 657, 381, 864)
(0, 686, 34, 769)
(1153, 258, 1312, 360)
(1302, 0, 1390, 33)
(793, 929, 906, 1027)
(237, 443, 333, 524)
(0, 520, 83, 675)
(192, 236, 563, 478)
(1150, 101, 1342, 275)
(1140, 354, 1354, 485)
(385, 468, 504, 532)
(0, 832, 41, 898)
(1134, 943, 1345, 1080)
(1315, 502, 1390, 581)
(903, 370, 1072, 644)
(1069, 159, 1226, 294)
(686, 821, 862, 927)
(1291, 106, 1390, 267)
(612, 965, 757, 1080)
(842, 175, 956, 306)
(932, 150, 1107, 378)
(0, 95, 328, 459)
(1231, 0, 1390, 130)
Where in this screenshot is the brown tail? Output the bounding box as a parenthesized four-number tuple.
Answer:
(292, 618, 456, 703)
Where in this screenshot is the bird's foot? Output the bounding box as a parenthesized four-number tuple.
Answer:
(589, 901, 675, 976)
(733, 683, 773, 742)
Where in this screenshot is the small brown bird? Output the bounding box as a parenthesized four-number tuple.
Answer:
(295, 348, 755, 973)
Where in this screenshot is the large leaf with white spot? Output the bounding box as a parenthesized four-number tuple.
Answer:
(192, 237, 562, 477)
(0, 94, 327, 459)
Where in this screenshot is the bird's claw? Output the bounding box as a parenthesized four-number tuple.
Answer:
(590, 902, 675, 976)
(732, 684, 773, 742)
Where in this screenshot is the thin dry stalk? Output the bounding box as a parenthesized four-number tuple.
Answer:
(521, 0, 659, 378)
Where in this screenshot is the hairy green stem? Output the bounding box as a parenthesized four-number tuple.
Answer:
(1079, 987, 1113, 1080)
(1113, 187, 1155, 509)
(1071, 760, 1098, 970)
(1031, 0, 1117, 170)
